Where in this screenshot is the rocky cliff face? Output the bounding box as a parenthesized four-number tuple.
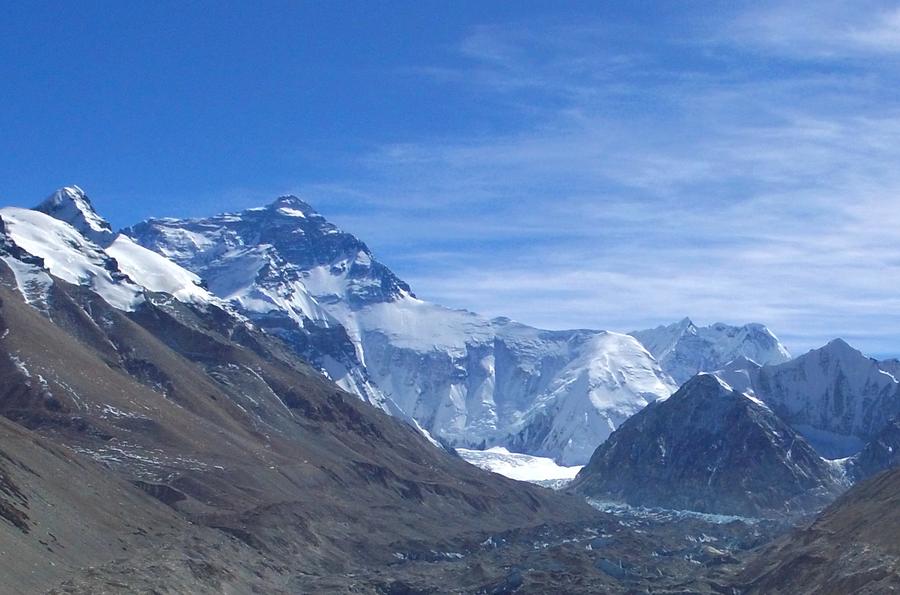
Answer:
(847, 415, 900, 482)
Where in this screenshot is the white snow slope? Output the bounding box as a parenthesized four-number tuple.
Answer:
(456, 446, 582, 484)
(0, 207, 144, 311)
(0, 190, 224, 315)
(105, 235, 215, 304)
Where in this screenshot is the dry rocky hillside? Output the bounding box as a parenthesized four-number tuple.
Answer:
(0, 259, 598, 593)
(733, 466, 900, 594)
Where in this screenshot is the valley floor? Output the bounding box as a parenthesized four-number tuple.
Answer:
(284, 497, 789, 593)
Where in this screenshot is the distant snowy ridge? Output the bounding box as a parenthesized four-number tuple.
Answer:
(631, 317, 791, 385)
(715, 338, 900, 459)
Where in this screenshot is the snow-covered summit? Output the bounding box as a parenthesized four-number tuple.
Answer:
(127, 197, 413, 310)
(125, 198, 413, 412)
(269, 195, 317, 218)
(1, 190, 223, 313)
(35, 186, 115, 246)
(630, 318, 791, 385)
(127, 196, 676, 464)
(0, 206, 143, 311)
(748, 338, 900, 458)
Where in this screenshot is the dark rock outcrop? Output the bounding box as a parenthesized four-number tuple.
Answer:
(571, 374, 843, 517)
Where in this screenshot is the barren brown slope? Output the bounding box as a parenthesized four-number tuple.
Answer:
(734, 467, 900, 594)
(0, 415, 294, 595)
(0, 261, 598, 593)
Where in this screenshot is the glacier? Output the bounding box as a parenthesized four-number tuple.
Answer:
(455, 446, 583, 484)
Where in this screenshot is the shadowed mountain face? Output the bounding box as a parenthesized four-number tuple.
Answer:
(846, 414, 900, 482)
(571, 374, 844, 518)
(749, 339, 900, 458)
(736, 466, 900, 594)
(0, 243, 597, 592)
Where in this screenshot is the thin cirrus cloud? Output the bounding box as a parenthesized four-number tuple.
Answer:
(299, 3, 900, 357)
(725, 1, 900, 56)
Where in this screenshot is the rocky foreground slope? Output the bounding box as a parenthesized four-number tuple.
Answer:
(734, 466, 900, 594)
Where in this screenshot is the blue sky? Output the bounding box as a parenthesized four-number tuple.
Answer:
(3, 2, 900, 356)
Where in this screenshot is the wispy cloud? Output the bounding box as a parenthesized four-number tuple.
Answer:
(726, 1, 900, 57)
(297, 4, 900, 356)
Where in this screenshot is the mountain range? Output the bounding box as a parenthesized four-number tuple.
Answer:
(120, 193, 680, 465)
(0, 185, 899, 592)
(17, 188, 900, 477)
(573, 339, 900, 518)
(723, 338, 900, 458)
(90, 189, 783, 466)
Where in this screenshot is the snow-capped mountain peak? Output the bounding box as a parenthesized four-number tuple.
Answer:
(630, 317, 696, 362)
(127, 196, 677, 464)
(820, 337, 861, 359)
(572, 373, 844, 517)
(736, 338, 900, 458)
(35, 186, 115, 246)
(3, 190, 221, 311)
(127, 198, 413, 311)
(268, 195, 318, 218)
(631, 319, 791, 385)
(0, 206, 143, 311)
